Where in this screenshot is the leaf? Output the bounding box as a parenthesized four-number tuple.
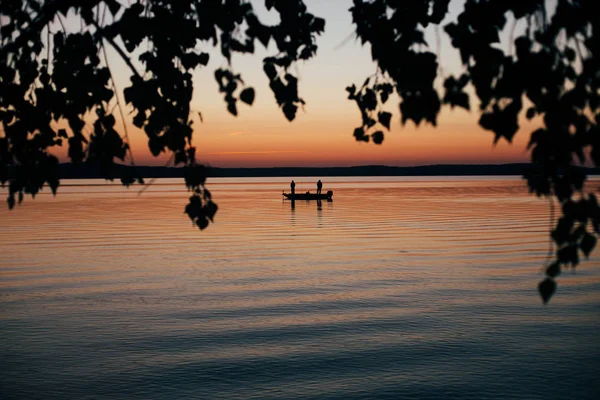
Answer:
(174, 151, 187, 165)
(184, 165, 207, 188)
(240, 87, 255, 105)
(104, 0, 122, 15)
(538, 278, 556, 304)
(353, 127, 368, 142)
(371, 131, 384, 145)
(380, 91, 389, 104)
(28, 0, 41, 11)
(68, 137, 85, 163)
(526, 107, 536, 120)
(123, 86, 134, 105)
(253, 25, 271, 47)
(196, 217, 209, 230)
(558, 244, 579, 266)
(565, 47, 576, 62)
(104, 114, 116, 128)
(546, 262, 560, 278)
(580, 233, 597, 258)
(133, 112, 145, 128)
(282, 103, 297, 121)
(551, 217, 573, 246)
(187, 147, 196, 164)
(121, 176, 135, 187)
(378, 111, 392, 130)
(198, 52, 209, 66)
(362, 89, 377, 111)
(81, 7, 94, 24)
(148, 137, 163, 156)
(452, 92, 470, 110)
(48, 179, 59, 195)
(206, 201, 218, 222)
(227, 101, 238, 116)
(312, 17, 325, 33)
(346, 84, 356, 99)
(58, 129, 68, 138)
(263, 62, 277, 80)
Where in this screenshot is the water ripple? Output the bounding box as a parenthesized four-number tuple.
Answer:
(1, 177, 599, 400)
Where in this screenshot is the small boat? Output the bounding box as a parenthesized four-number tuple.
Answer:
(283, 190, 333, 201)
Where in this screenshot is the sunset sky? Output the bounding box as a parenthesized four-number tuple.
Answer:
(65, 0, 536, 168)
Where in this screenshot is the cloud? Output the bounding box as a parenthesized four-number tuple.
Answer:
(228, 131, 247, 136)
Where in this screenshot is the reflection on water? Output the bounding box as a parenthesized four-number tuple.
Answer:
(1, 177, 599, 400)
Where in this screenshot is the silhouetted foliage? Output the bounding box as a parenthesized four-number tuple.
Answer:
(0, 0, 323, 230)
(0, 0, 598, 302)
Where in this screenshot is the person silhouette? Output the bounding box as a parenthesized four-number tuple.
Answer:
(316, 180, 322, 195)
(290, 180, 296, 195)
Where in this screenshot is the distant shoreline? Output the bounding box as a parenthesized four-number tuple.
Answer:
(56, 163, 600, 179)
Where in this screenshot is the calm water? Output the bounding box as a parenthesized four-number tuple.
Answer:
(1, 177, 599, 399)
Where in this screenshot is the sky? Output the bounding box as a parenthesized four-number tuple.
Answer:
(59, 0, 537, 168)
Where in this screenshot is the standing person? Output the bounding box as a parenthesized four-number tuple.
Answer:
(316, 180, 322, 195)
(290, 180, 296, 195)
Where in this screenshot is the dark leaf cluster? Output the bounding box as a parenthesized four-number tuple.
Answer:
(0, 0, 325, 232)
(347, 79, 394, 144)
(183, 165, 217, 230)
(215, 68, 255, 117)
(347, 0, 599, 302)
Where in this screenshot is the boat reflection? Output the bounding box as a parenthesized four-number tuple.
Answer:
(286, 198, 330, 219)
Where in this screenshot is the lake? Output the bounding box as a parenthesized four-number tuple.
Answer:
(1, 176, 599, 399)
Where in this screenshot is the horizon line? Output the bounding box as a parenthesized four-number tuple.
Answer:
(58, 162, 538, 169)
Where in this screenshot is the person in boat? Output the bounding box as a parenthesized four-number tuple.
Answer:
(316, 180, 322, 195)
(290, 180, 295, 195)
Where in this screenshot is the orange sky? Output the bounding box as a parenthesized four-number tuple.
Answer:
(53, 0, 535, 168)
(122, 105, 534, 168)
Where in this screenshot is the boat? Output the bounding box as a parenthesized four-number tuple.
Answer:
(283, 190, 333, 201)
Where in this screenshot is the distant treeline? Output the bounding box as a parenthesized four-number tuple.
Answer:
(56, 163, 600, 179)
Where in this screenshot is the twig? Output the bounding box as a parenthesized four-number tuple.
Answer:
(334, 30, 357, 51)
(0, 10, 4, 49)
(100, 1, 108, 26)
(46, 24, 50, 62)
(57, 13, 67, 34)
(434, 24, 445, 90)
(574, 35, 586, 62)
(509, 17, 517, 58)
(137, 153, 174, 196)
(100, 37, 136, 166)
(545, 195, 555, 267)
(92, 19, 142, 79)
(541, 1, 548, 32)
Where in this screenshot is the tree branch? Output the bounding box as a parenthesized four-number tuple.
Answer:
(101, 38, 136, 166)
(91, 19, 142, 79)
